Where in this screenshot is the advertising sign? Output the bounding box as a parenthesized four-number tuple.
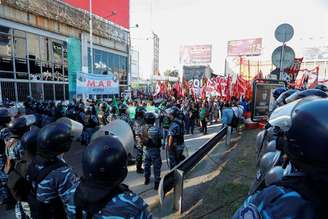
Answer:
(179, 45, 212, 65)
(227, 38, 262, 56)
(63, 0, 129, 29)
(67, 38, 81, 100)
(303, 46, 328, 60)
(76, 72, 119, 95)
(251, 80, 286, 121)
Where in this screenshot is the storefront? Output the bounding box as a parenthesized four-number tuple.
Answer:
(0, 0, 130, 102)
(0, 20, 69, 102)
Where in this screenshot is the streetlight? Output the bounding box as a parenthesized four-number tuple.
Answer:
(127, 24, 139, 94)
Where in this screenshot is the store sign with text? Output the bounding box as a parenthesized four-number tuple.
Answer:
(76, 72, 119, 95)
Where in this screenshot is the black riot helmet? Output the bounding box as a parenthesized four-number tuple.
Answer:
(21, 126, 39, 157)
(144, 112, 156, 125)
(284, 98, 328, 174)
(99, 103, 107, 111)
(8, 115, 36, 137)
(273, 87, 287, 100)
(84, 106, 92, 114)
(135, 107, 146, 119)
(82, 136, 128, 183)
(37, 122, 73, 159)
(0, 108, 11, 125)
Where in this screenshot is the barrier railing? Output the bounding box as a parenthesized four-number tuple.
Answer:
(158, 126, 229, 214)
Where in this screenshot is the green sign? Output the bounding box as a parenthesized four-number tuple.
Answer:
(67, 38, 81, 100)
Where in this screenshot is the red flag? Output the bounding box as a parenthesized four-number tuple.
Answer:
(225, 75, 232, 101)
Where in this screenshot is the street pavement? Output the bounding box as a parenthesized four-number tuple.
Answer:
(1, 122, 222, 218)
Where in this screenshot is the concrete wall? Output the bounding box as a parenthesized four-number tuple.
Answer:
(0, 0, 128, 52)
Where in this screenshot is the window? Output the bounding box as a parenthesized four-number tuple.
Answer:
(31, 83, 44, 99)
(0, 34, 12, 57)
(40, 37, 50, 62)
(44, 83, 54, 100)
(14, 37, 27, 59)
(17, 82, 29, 101)
(15, 58, 28, 79)
(1, 81, 15, 101)
(54, 64, 63, 81)
(29, 60, 42, 80)
(55, 84, 64, 100)
(0, 25, 10, 34)
(52, 41, 63, 64)
(27, 33, 40, 60)
(41, 62, 53, 81)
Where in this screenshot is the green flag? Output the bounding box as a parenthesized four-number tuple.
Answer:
(123, 95, 128, 106)
(113, 96, 119, 109)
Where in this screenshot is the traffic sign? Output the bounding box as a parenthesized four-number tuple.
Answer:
(275, 23, 294, 43)
(272, 45, 295, 69)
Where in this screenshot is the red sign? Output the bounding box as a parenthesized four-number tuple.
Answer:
(180, 45, 212, 65)
(227, 38, 262, 56)
(63, 0, 129, 29)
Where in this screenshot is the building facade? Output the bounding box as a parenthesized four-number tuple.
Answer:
(0, 0, 130, 102)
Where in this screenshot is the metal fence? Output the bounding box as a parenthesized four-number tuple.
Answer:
(158, 126, 229, 214)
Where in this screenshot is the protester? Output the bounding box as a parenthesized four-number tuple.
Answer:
(199, 102, 208, 135)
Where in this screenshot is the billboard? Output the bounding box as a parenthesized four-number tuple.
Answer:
(76, 72, 119, 95)
(303, 46, 328, 60)
(63, 0, 129, 29)
(227, 38, 262, 56)
(179, 45, 212, 65)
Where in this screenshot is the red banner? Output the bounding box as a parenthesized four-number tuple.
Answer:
(63, 0, 129, 29)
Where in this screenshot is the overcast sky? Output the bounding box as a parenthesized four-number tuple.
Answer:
(130, 0, 328, 78)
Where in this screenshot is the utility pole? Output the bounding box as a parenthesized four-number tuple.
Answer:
(89, 0, 94, 74)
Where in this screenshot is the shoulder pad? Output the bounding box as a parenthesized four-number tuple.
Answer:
(237, 203, 261, 219)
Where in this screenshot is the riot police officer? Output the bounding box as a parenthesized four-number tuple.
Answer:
(166, 107, 185, 169)
(233, 98, 328, 219)
(0, 109, 12, 207)
(143, 112, 162, 190)
(107, 106, 118, 123)
(97, 103, 109, 127)
(133, 106, 147, 174)
(8, 127, 39, 219)
(118, 104, 133, 128)
(70, 135, 151, 218)
(159, 106, 171, 148)
(80, 106, 98, 146)
(26, 122, 78, 219)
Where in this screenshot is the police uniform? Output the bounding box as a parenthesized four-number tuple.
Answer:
(118, 113, 134, 128)
(233, 184, 316, 219)
(97, 110, 109, 127)
(80, 112, 98, 146)
(133, 118, 146, 172)
(143, 124, 162, 188)
(0, 127, 10, 204)
(160, 114, 171, 148)
(68, 135, 152, 219)
(26, 156, 79, 218)
(67, 184, 151, 219)
(167, 118, 185, 169)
